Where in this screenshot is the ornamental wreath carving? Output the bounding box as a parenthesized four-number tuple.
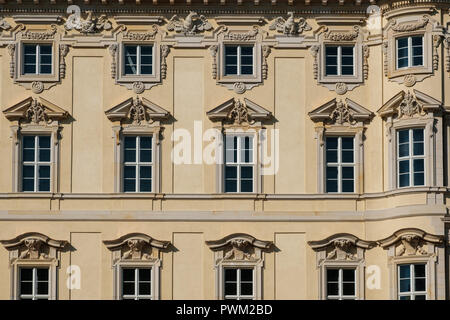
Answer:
(269, 12, 312, 36)
(65, 6, 112, 34)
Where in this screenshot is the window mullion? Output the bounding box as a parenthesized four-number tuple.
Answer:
(237, 269, 241, 299)
(35, 136, 38, 192)
(408, 37, 412, 68)
(137, 46, 141, 76)
(36, 45, 40, 75)
(338, 46, 342, 76)
(32, 267, 37, 300)
(237, 46, 241, 76)
(135, 268, 139, 300)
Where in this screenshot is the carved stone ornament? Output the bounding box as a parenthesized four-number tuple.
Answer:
(335, 82, 348, 95)
(7, 44, 15, 79)
(31, 81, 44, 94)
(221, 26, 260, 41)
(206, 233, 273, 262)
(310, 45, 320, 80)
(3, 96, 69, 125)
(378, 228, 443, 257)
(269, 12, 312, 36)
(390, 15, 429, 33)
(22, 25, 57, 40)
(207, 97, 272, 125)
(65, 5, 112, 34)
(160, 45, 170, 80)
(167, 11, 212, 35)
(262, 45, 271, 80)
(132, 81, 145, 94)
(0, 16, 11, 31)
(123, 25, 158, 41)
(323, 26, 360, 41)
(403, 74, 417, 87)
(0, 232, 68, 263)
(105, 96, 170, 126)
(308, 98, 373, 126)
(308, 233, 376, 263)
(210, 45, 219, 79)
(377, 89, 442, 120)
(59, 44, 69, 79)
(233, 82, 246, 94)
(104, 233, 171, 264)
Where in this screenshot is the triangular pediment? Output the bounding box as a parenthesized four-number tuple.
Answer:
(3, 97, 69, 123)
(377, 89, 442, 118)
(308, 98, 373, 124)
(105, 97, 170, 124)
(207, 98, 272, 124)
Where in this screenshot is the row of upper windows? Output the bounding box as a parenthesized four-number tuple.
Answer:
(19, 127, 425, 194)
(16, 263, 426, 300)
(19, 35, 425, 78)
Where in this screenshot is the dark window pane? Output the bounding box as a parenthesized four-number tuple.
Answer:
(22, 178, 34, 192)
(411, 36, 423, 46)
(326, 167, 338, 179)
(342, 151, 354, 163)
(399, 174, 410, 187)
(139, 268, 151, 282)
(397, 58, 409, 69)
(124, 166, 136, 179)
(415, 279, 426, 292)
(39, 166, 50, 178)
(414, 264, 425, 277)
(37, 281, 48, 295)
(399, 160, 410, 174)
(415, 295, 426, 300)
(412, 56, 423, 66)
(40, 45, 52, 54)
(139, 283, 151, 295)
(240, 283, 253, 296)
(23, 149, 35, 162)
(342, 180, 354, 193)
(241, 166, 253, 179)
(225, 180, 237, 193)
(124, 150, 136, 163)
(240, 46, 253, 55)
(325, 46, 338, 55)
(23, 136, 35, 149)
(399, 265, 410, 278)
(399, 295, 411, 300)
(327, 283, 339, 296)
(140, 46, 153, 55)
(326, 137, 338, 149)
(241, 56, 253, 65)
(341, 66, 354, 75)
(140, 166, 151, 179)
(413, 172, 424, 186)
(342, 167, 354, 179)
(397, 37, 408, 48)
(140, 66, 152, 75)
(225, 46, 237, 55)
(124, 180, 136, 192)
(24, 65, 37, 74)
(326, 179, 338, 193)
(342, 138, 353, 150)
(140, 137, 152, 149)
(140, 179, 152, 192)
(225, 166, 237, 179)
(413, 129, 424, 142)
(24, 45, 37, 54)
(342, 283, 355, 296)
(398, 130, 409, 143)
(240, 180, 253, 193)
(225, 65, 238, 75)
(400, 279, 411, 293)
(122, 283, 135, 295)
(23, 166, 34, 178)
(39, 150, 50, 162)
(140, 150, 152, 163)
(326, 56, 338, 66)
(20, 282, 32, 295)
(124, 45, 137, 55)
(343, 269, 355, 282)
(412, 46, 423, 56)
(326, 151, 338, 163)
(413, 159, 424, 173)
(397, 48, 409, 59)
(341, 46, 354, 55)
(326, 66, 338, 76)
(327, 269, 339, 282)
(40, 55, 52, 64)
(124, 137, 136, 148)
(398, 144, 409, 158)
(123, 269, 135, 282)
(40, 64, 52, 74)
(20, 268, 33, 281)
(225, 269, 237, 281)
(224, 282, 237, 296)
(38, 179, 50, 192)
(39, 136, 50, 148)
(240, 66, 253, 75)
(36, 268, 48, 281)
(240, 269, 252, 281)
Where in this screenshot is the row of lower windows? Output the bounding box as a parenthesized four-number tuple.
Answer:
(19, 128, 426, 193)
(17, 264, 426, 300)
(21, 36, 424, 77)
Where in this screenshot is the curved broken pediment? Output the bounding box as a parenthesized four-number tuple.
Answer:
(104, 233, 171, 262)
(378, 89, 442, 119)
(308, 98, 373, 126)
(0, 232, 68, 261)
(105, 97, 170, 125)
(3, 97, 69, 124)
(378, 228, 443, 257)
(207, 98, 272, 125)
(308, 233, 376, 262)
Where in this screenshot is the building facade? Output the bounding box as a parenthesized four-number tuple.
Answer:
(0, 0, 449, 300)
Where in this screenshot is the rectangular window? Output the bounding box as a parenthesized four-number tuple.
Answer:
(22, 135, 51, 192)
(396, 36, 424, 69)
(398, 264, 427, 300)
(121, 268, 152, 300)
(397, 128, 425, 188)
(19, 267, 49, 300)
(124, 45, 153, 76)
(325, 45, 355, 76)
(23, 44, 52, 75)
(224, 45, 254, 76)
(224, 135, 254, 193)
(123, 136, 153, 193)
(326, 268, 356, 300)
(223, 268, 254, 300)
(325, 136, 355, 193)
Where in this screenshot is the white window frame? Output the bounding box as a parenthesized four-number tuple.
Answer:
(122, 135, 154, 193)
(224, 134, 255, 193)
(396, 128, 425, 188)
(120, 267, 153, 300)
(397, 263, 427, 300)
(21, 135, 52, 193)
(22, 43, 53, 76)
(18, 266, 50, 300)
(324, 45, 355, 77)
(223, 44, 255, 77)
(396, 35, 424, 70)
(122, 44, 155, 76)
(325, 267, 357, 300)
(325, 136, 355, 193)
(223, 267, 255, 300)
